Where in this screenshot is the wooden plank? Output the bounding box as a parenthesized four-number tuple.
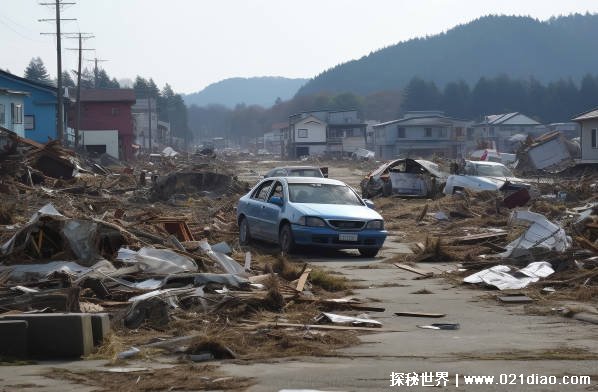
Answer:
(394, 263, 433, 277)
(451, 232, 507, 244)
(498, 295, 533, 303)
(295, 268, 312, 292)
(394, 311, 446, 318)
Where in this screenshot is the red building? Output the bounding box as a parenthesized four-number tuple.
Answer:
(69, 89, 136, 160)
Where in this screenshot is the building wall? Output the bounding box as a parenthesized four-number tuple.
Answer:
(580, 119, 598, 162)
(397, 126, 450, 140)
(79, 130, 119, 158)
(328, 110, 359, 124)
(293, 118, 326, 143)
(0, 93, 25, 137)
(78, 102, 134, 160)
(0, 76, 57, 142)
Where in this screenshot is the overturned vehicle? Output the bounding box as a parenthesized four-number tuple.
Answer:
(360, 158, 447, 198)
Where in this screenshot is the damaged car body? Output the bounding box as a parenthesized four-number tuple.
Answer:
(237, 177, 387, 257)
(443, 160, 531, 195)
(360, 158, 447, 198)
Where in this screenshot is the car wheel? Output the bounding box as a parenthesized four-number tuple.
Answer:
(359, 247, 380, 257)
(239, 217, 251, 245)
(382, 181, 392, 197)
(279, 223, 296, 254)
(452, 186, 464, 195)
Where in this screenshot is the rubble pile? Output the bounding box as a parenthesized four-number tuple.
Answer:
(0, 139, 386, 362)
(371, 176, 598, 305)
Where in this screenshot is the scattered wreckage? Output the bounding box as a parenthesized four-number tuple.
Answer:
(516, 131, 581, 174)
(0, 135, 393, 363)
(360, 158, 447, 198)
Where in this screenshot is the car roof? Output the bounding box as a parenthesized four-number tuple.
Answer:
(466, 160, 505, 167)
(266, 176, 345, 185)
(269, 166, 321, 171)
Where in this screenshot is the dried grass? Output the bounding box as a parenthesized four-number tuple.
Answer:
(44, 365, 254, 391)
(456, 347, 598, 361)
(309, 268, 349, 292)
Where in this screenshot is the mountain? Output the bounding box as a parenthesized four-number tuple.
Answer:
(297, 14, 598, 96)
(184, 77, 308, 108)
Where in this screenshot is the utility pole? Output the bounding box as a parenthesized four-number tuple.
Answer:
(39, 0, 76, 143)
(66, 33, 94, 148)
(148, 91, 153, 151)
(86, 57, 108, 88)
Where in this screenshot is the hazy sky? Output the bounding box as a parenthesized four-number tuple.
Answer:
(2, 0, 597, 94)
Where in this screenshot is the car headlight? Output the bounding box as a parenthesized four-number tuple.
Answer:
(366, 220, 384, 229)
(298, 216, 326, 227)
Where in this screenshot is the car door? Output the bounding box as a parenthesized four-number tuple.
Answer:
(245, 180, 273, 239)
(259, 180, 285, 241)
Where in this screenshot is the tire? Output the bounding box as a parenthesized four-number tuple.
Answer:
(359, 247, 380, 257)
(382, 181, 392, 197)
(452, 186, 464, 195)
(238, 217, 251, 245)
(279, 223, 296, 254)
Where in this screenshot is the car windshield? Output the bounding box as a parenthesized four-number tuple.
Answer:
(289, 183, 362, 205)
(475, 164, 513, 177)
(287, 169, 322, 177)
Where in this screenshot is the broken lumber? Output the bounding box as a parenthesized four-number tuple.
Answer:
(295, 268, 312, 292)
(394, 311, 446, 318)
(394, 263, 434, 278)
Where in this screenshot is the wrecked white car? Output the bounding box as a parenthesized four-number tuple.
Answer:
(443, 160, 530, 195)
(361, 158, 447, 198)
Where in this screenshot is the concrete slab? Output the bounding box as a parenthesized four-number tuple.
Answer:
(1, 313, 93, 358)
(90, 313, 110, 346)
(0, 320, 28, 358)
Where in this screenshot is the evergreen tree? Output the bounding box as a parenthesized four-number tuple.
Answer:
(579, 74, 598, 112)
(59, 71, 76, 88)
(24, 57, 51, 84)
(80, 68, 95, 89)
(133, 76, 149, 97)
(442, 81, 470, 118)
(402, 77, 441, 112)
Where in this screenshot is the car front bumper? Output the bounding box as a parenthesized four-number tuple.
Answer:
(291, 224, 387, 249)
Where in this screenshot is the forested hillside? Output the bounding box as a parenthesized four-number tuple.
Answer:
(298, 14, 598, 95)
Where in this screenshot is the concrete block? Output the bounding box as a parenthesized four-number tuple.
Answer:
(0, 320, 28, 358)
(1, 313, 93, 358)
(90, 313, 110, 346)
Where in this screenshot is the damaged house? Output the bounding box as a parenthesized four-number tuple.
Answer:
(572, 107, 598, 164)
(373, 111, 473, 160)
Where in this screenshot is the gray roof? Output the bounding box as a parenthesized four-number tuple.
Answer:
(572, 108, 598, 122)
(374, 115, 465, 128)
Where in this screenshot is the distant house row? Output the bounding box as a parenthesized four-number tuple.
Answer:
(264, 108, 598, 163)
(0, 69, 177, 161)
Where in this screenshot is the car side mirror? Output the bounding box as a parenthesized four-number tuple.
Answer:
(269, 196, 284, 206)
(363, 199, 375, 209)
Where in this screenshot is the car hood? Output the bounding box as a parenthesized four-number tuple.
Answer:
(292, 203, 383, 221)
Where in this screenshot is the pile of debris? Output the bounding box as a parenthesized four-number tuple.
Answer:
(0, 138, 388, 362)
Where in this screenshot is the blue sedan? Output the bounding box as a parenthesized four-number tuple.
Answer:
(236, 177, 387, 257)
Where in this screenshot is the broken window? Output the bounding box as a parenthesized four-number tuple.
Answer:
(424, 128, 432, 137)
(252, 180, 273, 201)
(592, 128, 597, 149)
(398, 127, 406, 138)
